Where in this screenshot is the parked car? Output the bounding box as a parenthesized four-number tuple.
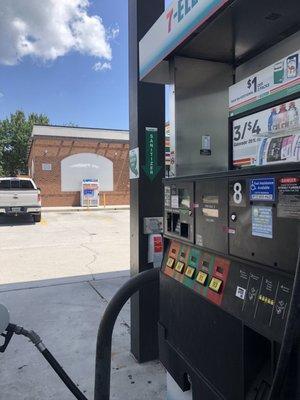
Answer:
(0, 177, 42, 222)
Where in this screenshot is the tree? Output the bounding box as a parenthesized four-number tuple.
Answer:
(0, 110, 49, 176)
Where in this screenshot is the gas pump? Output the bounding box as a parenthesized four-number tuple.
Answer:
(1, 1, 300, 400)
(140, 0, 300, 399)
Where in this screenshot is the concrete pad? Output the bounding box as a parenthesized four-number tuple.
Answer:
(0, 211, 130, 285)
(0, 277, 166, 399)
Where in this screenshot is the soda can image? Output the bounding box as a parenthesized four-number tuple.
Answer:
(286, 54, 299, 79)
(274, 61, 284, 84)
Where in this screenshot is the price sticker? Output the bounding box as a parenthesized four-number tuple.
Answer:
(233, 119, 261, 142)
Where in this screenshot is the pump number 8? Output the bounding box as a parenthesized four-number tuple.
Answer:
(233, 182, 243, 204)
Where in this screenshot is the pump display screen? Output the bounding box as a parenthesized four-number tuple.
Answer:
(232, 98, 300, 168)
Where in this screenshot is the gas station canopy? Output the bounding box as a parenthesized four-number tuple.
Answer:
(140, 0, 300, 82)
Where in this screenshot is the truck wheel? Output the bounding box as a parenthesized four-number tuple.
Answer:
(33, 214, 42, 223)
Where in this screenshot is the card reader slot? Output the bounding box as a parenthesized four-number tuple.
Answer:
(180, 222, 189, 238)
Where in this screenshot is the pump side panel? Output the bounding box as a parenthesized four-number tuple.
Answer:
(195, 177, 228, 253)
(174, 57, 233, 176)
(159, 272, 244, 400)
(229, 173, 300, 273)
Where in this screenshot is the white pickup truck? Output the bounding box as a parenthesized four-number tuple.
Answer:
(0, 177, 42, 222)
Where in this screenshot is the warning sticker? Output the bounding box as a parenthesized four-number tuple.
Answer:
(252, 206, 273, 239)
(165, 186, 171, 207)
(202, 195, 219, 218)
(171, 195, 179, 209)
(236, 286, 246, 300)
(278, 177, 300, 219)
(196, 234, 203, 247)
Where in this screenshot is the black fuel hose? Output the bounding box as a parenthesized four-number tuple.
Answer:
(94, 267, 160, 400)
(268, 248, 300, 400)
(41, 349, 88, 400)
(7, 324, 88, 400)
(5, 268, 159, 400)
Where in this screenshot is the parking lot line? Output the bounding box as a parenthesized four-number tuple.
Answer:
(40, 218, 48, 226)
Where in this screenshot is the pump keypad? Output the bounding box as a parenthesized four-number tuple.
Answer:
(163, 240, 292, 342)
(164, 241, 229, 307)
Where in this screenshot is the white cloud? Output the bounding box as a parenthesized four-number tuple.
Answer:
(107, 25, 120, 40)
(0, 0, 115, 66)
(0, 92, 4, 98)
(93, 62, 112, 72)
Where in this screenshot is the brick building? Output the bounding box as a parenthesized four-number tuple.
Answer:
(28, 125, 129, 206)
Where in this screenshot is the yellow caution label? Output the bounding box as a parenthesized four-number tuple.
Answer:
(175, 261, 185, 273)
(185, 266, 195, 279)
(196, 271, 208, 285)
(209, 277, 223, 293)
(166, 257, 175, 268)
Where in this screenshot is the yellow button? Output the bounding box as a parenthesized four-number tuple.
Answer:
(196, 271, 208, 285)
(209, 277, 223, 293)
(175, 261, 185, 273)
(259, 295, 262, 301)
(185, 266, 195, 279)
(166, 257, 175, 268)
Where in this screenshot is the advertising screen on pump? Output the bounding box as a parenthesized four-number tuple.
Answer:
(229, 50, 300, 117)
(232, 98, 300, 168)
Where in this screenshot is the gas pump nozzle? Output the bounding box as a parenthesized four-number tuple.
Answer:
(0, 304, 13, 354)
(0, 304, 9, 335)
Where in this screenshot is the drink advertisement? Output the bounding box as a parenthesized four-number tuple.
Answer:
(229, 50, 300, 116)
(232, 98, 300, 168)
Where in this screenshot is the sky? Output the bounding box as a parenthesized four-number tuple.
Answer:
(0, 1, 172, 131)
(0, 0, 174, 130)
(0, 0, 128, 130)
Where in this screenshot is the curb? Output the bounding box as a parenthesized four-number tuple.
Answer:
(0, 270, 130, 293)
(42, 206, 130, 213)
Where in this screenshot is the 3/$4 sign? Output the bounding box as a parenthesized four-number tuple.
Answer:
(232, 98, 300, 168)
(139, 0, 229, 79)
(230, 50, 300, 168)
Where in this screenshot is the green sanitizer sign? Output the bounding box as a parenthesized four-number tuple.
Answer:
(142, 127, 162, 182)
